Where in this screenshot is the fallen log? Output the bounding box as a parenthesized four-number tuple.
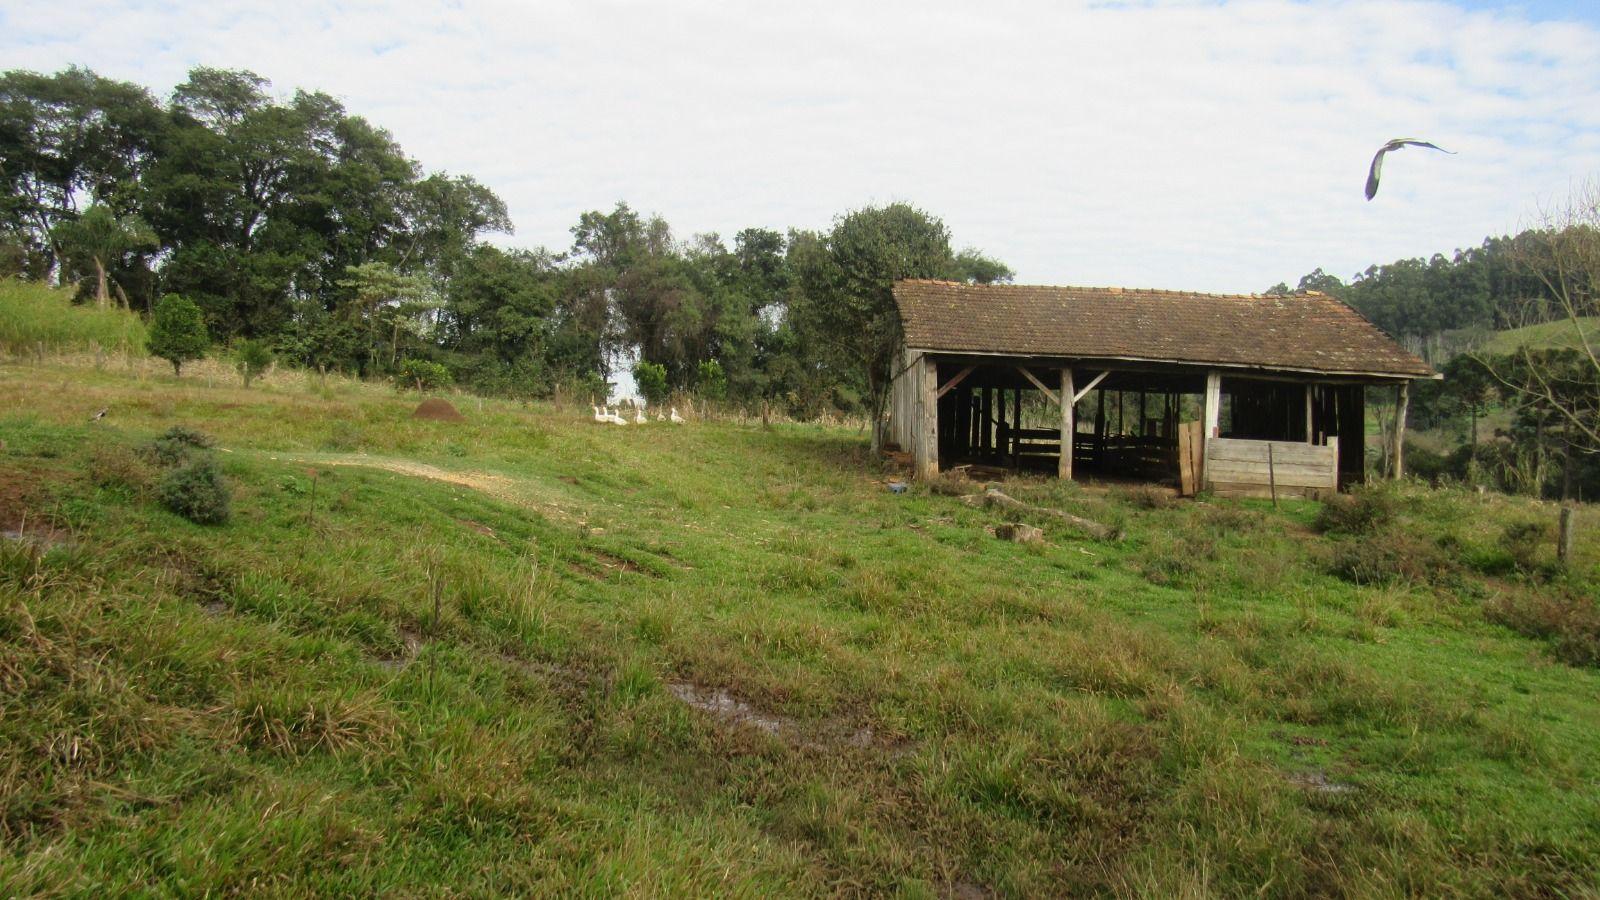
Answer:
(960, 488, 1120, 541)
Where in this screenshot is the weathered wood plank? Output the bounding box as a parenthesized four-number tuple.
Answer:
(1017, 366, 1061, 404)
(1072, 370, 1110, 404)
(1178, 421, 1195, 496)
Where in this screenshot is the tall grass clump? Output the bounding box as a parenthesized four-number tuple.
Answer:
(0, 278, 146, 356)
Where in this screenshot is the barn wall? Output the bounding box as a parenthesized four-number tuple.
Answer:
(1203, 437, 1338, 499)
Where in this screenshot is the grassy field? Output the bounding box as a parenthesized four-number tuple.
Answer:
(1478, 316, 1599, 356)
(1, 356, 1598, 896)
(0, 280, 146, 358)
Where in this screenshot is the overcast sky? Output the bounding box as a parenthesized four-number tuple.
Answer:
(7, 0, 1600, 293)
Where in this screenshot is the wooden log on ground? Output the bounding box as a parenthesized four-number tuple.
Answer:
(960, 488, 1119, 540)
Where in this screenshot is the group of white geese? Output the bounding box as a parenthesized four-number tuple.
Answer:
(591, 401, 684, 426)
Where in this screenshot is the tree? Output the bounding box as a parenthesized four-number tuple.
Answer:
(0, 67, 164, 281)
(147, 293, 209, 375)
(951, 248, 1014, 285)
(791, 203, 966, 450)
(1473, 184, 1600, 457)
(633, 360, 669, 407)
(51, 204, 156, 307)
(336, 261, 432, 373)
(233, 338, 273, 387)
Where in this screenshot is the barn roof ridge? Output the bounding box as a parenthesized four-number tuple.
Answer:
(891, 279, 1433, 379)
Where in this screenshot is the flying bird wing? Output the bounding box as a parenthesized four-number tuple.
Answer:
(1365, 138, 1456, 200)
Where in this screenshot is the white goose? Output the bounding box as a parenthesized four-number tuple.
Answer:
(633, 404, 648, 424)
(606, 406, 628, 425)
(669, 406, 685, 424)
(592, 405, 607, 423)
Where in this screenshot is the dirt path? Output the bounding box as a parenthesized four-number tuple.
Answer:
(273, 452, 587, 525)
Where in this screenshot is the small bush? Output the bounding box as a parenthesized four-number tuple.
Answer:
(1314, 485, 1397, 534)
(1486, 589, 1600, 668)
(234, 338, 274, 387)
(146, 293, 209, 376)
(86, 445, 155, 495)
(1327, 531, 1449, 586)
(143, 426, 216, 467)
(157, 456, 231, 525)
(633, 360, 669, 407)
(397, 358, 452, 392)
(1116, 485, 1178, 511)
(1500, 521, 1550, 573)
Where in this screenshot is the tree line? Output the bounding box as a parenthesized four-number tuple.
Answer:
(1266, 229, 1588, 363)
(1, 65, 1010, 421)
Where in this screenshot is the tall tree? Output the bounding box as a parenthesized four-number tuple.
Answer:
(0, 67, 163, 280)
(51, 203, 157, 307)
(791, 203, 960, 449)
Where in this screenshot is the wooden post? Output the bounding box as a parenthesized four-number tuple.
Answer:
(1305, 384, 1316, 444)
(914, 355, 938, 479)
(1267, 443, 1279, 508)
(1202, 371, 1222, 489)
(1559, 507, 1576, 566)
(1391, 381, 1409, 480)
(1059, 368, 1075, 480)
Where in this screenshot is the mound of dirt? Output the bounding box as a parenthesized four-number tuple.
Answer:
(412, 398, 465, 422)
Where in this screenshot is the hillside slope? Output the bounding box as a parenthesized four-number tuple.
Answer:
(1, 360, 1597, 896)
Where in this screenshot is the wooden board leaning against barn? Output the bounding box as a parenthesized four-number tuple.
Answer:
(1203, 436, 1338, 500)
(1177, 420, 1204, 496)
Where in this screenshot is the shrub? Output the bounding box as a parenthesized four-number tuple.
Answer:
(234, 338, 274, 387)
(157, 456, 231, 525)
(146, 293, 209, 376)
(86, 445, 155, 495)
(1116, 485, 1178, 511)
(633, 361, 669, 407)
(1327, 531, 1449, 586)
(1486, 588, 1600, 668)
(696, 359, 727, 401)
(143, 426, 216, 467)
(1500, 521, 1551, 573)
(397, 358, 451, 392)
(1314, 484, 1397, 534)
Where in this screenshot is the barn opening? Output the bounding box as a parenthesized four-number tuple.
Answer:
(887, 280, 1436, 497)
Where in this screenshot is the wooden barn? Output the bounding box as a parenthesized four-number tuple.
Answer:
(886, 280, 1437, 498)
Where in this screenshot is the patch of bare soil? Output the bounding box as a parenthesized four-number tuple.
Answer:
(1286, 770, 1356, 795)
(456, 517, 496, 537)
(375, 627, 424, 670)
(294, 455, 582, 525)
(666, 681, 896, 753)
(412, 398, 465, 422)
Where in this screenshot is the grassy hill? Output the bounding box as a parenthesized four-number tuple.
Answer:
(1478, 316, 1599, 356)
(0, 279, 146, 358)
(1, 358, 1597, 895)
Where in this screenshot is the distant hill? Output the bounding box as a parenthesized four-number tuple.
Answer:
(1477, 316, 1598, 356)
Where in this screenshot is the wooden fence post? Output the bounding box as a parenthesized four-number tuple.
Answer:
(1559, 507, 1577, 566)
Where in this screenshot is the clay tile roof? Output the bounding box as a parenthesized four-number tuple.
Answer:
(892, 280, 1433, 378)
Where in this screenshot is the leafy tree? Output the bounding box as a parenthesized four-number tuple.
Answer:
(0, 67, 164, 280)
(951, 248, 1014, 285)
(233, 338, 273, 387)
(696, 359, 727, 400)
(397, 358, 451, 391)
(791, 203, 965, 449)
(51, 204, 156, 307)
(633, 360, 669, 407)
(336, 261, 433, 373)
(147, 292, 209, 375)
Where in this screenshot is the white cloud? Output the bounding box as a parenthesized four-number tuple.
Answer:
(6, 0, 1600, 291)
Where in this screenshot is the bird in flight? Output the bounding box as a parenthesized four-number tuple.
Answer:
(1365, 138, 1455, 200)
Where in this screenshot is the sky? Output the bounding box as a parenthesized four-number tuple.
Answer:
(6, 0, 1600, 295)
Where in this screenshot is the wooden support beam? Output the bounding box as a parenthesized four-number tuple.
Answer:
(1305, 384, 1316, 444)
(1202, 371, 1222, 489)
(1059, 368, 1074, 480)
(1072, 370, 1110, 404)
(913, 354, 939, 479)
(1391, 380, 1409, 480)
(1017, 366, 1061, 404)
(935, 365, 975, 400)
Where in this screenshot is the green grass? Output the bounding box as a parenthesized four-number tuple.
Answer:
(1, 359, 1598, 895)
(1479, 316, 1599, 355)
(0, 278, 146, 357)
